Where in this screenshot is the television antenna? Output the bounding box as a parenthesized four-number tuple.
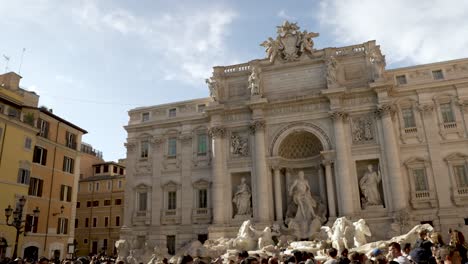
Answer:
(18, 48, 26, 74)
(3, 54, 10, 73)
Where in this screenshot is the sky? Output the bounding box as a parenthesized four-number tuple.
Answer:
(1, 0, 468, 162)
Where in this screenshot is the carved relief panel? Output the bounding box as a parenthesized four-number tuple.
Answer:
(351, 114, 376, 145)
(230, 130, 250, 158)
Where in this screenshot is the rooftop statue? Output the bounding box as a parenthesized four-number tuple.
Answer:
(260, 21, 319, 63)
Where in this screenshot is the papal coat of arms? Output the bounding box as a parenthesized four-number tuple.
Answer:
(260, 21, 319, 63)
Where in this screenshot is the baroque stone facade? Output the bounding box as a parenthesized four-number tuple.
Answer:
(122, 22, 468, 253)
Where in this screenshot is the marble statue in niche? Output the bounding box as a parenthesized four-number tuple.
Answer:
(232, 177, 252, 217)
(326, 56, 338, 88)
(231, 134, 249, 156)
(369, 47, 386, 81)
(359, 164, 383, 208)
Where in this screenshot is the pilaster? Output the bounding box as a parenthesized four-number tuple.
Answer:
(208, 126, 227, 225)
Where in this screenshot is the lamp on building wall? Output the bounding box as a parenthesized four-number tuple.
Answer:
(4, 196, 40, 259)
(53, 205, 65, 216)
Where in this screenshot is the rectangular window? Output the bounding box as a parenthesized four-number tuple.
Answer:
(25, 215, 39, 233)
(107, 181, 112, 190)
(17, 168, 31, 185)
(87, 201, 91, 207)
(142, 112, 150, 122)
(168, 191, 176, 210)
(440, 103, 455, 123)
(119, 168, 124, 175)
(60, 185, 72, 202)
(38, 119, 49, 138)
(454, 165, 468, 187)
(197, 104, 206, 113)
(402, 108, 416, 128)
(104, 200, 111, 206)
(65, 131, 77, 149)
(115, 199, 122, 205)
(198, 189, 207, 208)
(197, 134, 207, 155)
(8, 107, 19, 118)
(412, 168, 428, 191)
(88, 183, 93, 192)
(432, 70, 444, 80)
(28, 177, 44, 197)
(168, 138, 177, 157)
(63, 156, 75, 173)
(95, 166, 101, 174)
(168, 108, 177, 117)
(113, 166, 117, 173)
(92, 217, 97, 227)
(396, 75, 407, 85)
(75, 218, 78, 228)
(167, 235, 176, 255)
(95, 182, 100, 191)
(103, 165, 109, 173)
(118, 180, 122, 189)
(140, 141, 149, 158)
(104, 217, 109, 227)
(77, 202, 80, 208)
(85, 218, 89, 227)
(33, 146, 47, 165)
(115, 216, 120, 226)
(24, 137, 32, 149)
(138, 192, 147, 211)
(57, 218, 69, 234)
(93, 200, 99, 207)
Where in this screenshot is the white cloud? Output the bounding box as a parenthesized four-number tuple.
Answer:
(277, 10, 296, 21)
(317, 0, 468, 67)
(71, 1, 238, 84)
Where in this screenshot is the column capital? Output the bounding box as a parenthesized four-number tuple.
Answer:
(151, 136, 165, 147)
(208, 126, 225, 138)
(329, 110, 348, 121)
(417, 103, 434, 113)
(375, 103, 396, 117)
(250, 120, 266, 133)
(124, 141, 137, 153)
(179, 133, 192, 143)
(322, 159, 334, 166)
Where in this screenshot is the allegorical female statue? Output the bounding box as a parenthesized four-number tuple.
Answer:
(288, 170, 317, 221)
(233, 177, 252, 216)
(359, 164, 382, 206)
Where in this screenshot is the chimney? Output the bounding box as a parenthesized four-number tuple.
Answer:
(0, 72, 22, 90)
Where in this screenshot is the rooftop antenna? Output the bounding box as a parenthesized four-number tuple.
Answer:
(3, 55, 10, 73)
(18, 48, 26, 74)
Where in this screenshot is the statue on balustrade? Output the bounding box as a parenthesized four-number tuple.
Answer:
(233, 177, 252, 217)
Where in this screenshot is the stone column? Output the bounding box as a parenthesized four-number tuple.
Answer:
(330, 111, 354, 215)
(209, 126, 226, 225)
(323, 160, 336, 217)
(318, 165, 327, 205)
(377, 104, 407, 211)
(122, 141, 137, 230)
(251, 120, 270, 222)
(272, 167, 283, 222)
(180, 133, 193, 225)
(150, 137, 164, 226)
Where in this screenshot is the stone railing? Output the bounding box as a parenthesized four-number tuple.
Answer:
(223, 63, 250, 74)
(414, 191, 430, 199)
(456, 186, 468, 196)
(404, 127, 418, 134)
(161, 209, 181, 225)
(192, 208, 212, 224)
(443, 122, 457, 130)
(334, 44, 366, 56)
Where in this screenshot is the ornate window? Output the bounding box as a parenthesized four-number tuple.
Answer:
(396, 75, 407, 85)
(404, 157, 437, 209)
(168, 137, 177, 157)
(140, 141, 149, 158)
(396, 99, 423, 142)
(161, 181, 181, 225)
(197, 133, 207, 155)
(192, 179, 211, 224)
(141, 112, 150, 122)
(440, 103, 455, 123)
(168, 108, 177, 117)
(432, 69, 444, 80)
(402, 108, 416, 129)
(445, 153, 468, 205)
(133, 183, 151, 225)
(434, 95, 463, 138)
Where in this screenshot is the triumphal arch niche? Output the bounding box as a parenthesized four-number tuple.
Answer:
(124, 20, 468, 251)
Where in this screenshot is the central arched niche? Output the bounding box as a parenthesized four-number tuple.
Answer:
(278, 131, 323, 159)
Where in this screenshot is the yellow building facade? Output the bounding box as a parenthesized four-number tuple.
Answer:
(0, 72, 88, 261)
(75, 162, 125, 257)
(0, 72, 39, 260)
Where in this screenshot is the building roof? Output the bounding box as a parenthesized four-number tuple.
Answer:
(23, 106, 88, 134)
(80, 174, 125, 182)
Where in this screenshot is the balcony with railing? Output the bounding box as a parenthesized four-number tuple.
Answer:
(161, 209, 181, 225)
(192, 208, 212, 224)
(443, 122, 457, 130)
(404, 127, 418, 134)
(410, 190, 437, 208)
(453, 186, 468, 206)
(132, 210, 151, 225)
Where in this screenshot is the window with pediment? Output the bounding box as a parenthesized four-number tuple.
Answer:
(193, 179, 210, 209)
(278, 131, 323, 159)
(445, 153, 468, 205)
(162, 181, 180, 210)
(396, 99, 422, 142)
(404, 157, 437, 208)
(434, 95, 463, 137)
(134, 184, 151, 217)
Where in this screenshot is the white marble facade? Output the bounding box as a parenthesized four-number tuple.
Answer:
(122, 22, 468, 253)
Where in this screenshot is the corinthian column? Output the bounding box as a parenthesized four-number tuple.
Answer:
(209, 126, 226, 224)
(377, 104, 406, 211)
(330, 111, 354, 215)
(250, 120, 270, 222)
(272, 166, 283, 222)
